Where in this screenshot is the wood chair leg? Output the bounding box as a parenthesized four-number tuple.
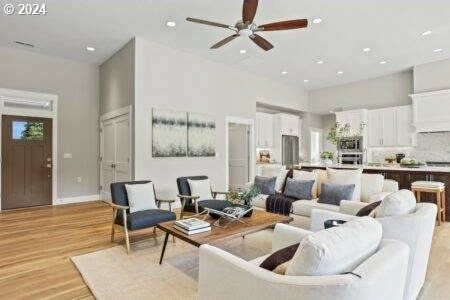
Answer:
(437, 192, 442, 226)
(111, 209, 117, 242)
(172, 235, 176, 243)
(123, 213, 131, 254)
(194, 200, 199, 214)
(442, 190, 446, 222)
(180, 199, 186, 220)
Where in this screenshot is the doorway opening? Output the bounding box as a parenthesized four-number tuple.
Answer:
(226, 117, 254, 191)
(310, 128, 323, 163)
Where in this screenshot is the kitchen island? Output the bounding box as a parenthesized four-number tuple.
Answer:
(297, 162, 450, 220)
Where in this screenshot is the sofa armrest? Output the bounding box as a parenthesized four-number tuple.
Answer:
(198, 244, 354, 300)
(272, 223, 312, 252)
(339, 200, 370, 215)
(382, 179, 399, 193)
(310, 209, 357, 232)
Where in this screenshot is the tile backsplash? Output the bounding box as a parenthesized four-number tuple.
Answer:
(369, 132, 450, 163)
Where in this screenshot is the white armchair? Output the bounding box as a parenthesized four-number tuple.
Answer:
(198, 224, 409, 300)
(310, 203, 437, 300)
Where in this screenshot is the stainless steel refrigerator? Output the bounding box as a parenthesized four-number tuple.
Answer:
(282, 135, 299, 167)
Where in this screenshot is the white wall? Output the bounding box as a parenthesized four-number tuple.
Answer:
(0, 46, 99, 199)
(413, 58, 450, 93)
(308, 71, 413, 114)
(133, 37, 308, 198)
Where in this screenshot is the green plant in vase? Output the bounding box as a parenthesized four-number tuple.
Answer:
(229, 185, 260, 206)
(320, 151, 334, 166)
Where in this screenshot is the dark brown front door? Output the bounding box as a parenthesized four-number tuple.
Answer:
(2, 115, 52, 209)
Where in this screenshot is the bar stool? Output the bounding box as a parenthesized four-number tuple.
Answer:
(411, 181, 446, 226)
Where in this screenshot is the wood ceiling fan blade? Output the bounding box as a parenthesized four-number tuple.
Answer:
(210, 34, 239, 49)
(242, 0, 259, 24)
(186, 17, 233, 29)
(258, 19, 308, 31)
(249, 34, 274, 51)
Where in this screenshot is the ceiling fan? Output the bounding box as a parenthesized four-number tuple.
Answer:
(186, 0, 308, 51)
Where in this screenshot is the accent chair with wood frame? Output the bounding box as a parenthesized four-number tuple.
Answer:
(177, 176, 230, 219)
(110, 180, 176, 254)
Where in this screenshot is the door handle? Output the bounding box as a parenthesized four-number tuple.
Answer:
(111, 163, 116, 168)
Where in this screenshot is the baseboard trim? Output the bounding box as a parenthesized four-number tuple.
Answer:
(55, 194, 100, 205)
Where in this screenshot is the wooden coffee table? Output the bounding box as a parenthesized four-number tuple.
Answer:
(157, 210, 292, 264)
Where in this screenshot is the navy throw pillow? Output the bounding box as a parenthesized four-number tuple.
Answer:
(254, 176, 277, 195)
(283, 178, 315, 200)
(318, 182, 356, 206)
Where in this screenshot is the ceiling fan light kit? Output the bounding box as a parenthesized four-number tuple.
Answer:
(186, 0, 308, 51)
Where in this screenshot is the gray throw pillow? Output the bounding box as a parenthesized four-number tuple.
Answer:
(318, 182, 356, 206)
(283, 178, 315, 200)
(254, 176, 277, 195)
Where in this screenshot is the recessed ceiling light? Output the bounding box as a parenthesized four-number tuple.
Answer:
(433, 48, 443, 53)
(379, 60, 387, 65)
(281, 71, 288, 74)
(303, 79, 309, 83)
(316, 60, 324, 64)
(166, 21, 176, 27)
(312, 18, 322, 24)
(86, 46, 95, 52)
(337, 71, 344, 75)
(421, 30, 432, 36)
(362, 48, 371, 52)
(239, 49, 247, 54)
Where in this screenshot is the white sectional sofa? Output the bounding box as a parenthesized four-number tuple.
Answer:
(199, 223, 409, 300)
(309, 201, 437, 300)
(252, 168, 399, 229)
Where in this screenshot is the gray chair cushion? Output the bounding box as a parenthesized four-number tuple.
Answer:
(318, 182, 356, 206)
(117, 209, 176, 231)
(283, 178, 315, 200)
(183, 199, 231, 213)
(254, 176, 277, 195)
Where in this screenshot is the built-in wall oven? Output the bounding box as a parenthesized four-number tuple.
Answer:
(340, 153, 364, 165)
(338, 136, 364, 164)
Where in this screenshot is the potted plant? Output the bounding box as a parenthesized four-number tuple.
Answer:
(228, 185, 260, 217)
(320, 151, 334, 166)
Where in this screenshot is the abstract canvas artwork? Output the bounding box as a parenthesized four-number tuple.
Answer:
(152, 108, 187, 157)
(187, 112, 216, 157)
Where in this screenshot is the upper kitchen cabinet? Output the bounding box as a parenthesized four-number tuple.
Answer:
(335, 109, 368, 137)
(410, 89, 450, 132)
(255, 112, 273, 148)
(273, 113, 299, 136)
(396, 106, 415, 146)
(368, 106, 414, 147)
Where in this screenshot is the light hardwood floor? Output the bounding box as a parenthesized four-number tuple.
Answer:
(0, 201, 448, 299)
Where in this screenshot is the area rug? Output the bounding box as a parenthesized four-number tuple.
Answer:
(71, 230, 273, 300)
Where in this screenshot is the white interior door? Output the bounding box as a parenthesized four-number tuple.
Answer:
(228, 124, 250, 190)
(100, 113, 131, 201)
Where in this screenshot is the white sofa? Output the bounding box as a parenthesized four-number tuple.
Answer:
(252, 169, 399, 229)
(310, 202, 437, 300)
(198, 223, 409, 300)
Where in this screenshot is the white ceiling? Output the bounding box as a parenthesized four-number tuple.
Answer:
(1, 0, 450, 90)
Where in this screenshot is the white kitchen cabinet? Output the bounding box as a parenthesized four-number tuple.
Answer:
(274, 113, 299, 136)
(368, 106, 414, 147)
(335, 109, 368, 137)
(368, 110, 383, 147)
(410, 89, 450, 132)
(255, 112, 273, 148)
(396, 106, 414, 146)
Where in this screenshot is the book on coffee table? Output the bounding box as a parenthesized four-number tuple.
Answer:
(174, 224, 211, 235)
(174, 218, 210, 231)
